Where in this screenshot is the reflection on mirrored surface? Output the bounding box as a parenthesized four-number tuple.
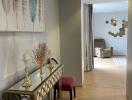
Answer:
(9, 64, 60, 92)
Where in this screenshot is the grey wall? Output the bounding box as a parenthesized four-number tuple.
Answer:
(59, 0, 82, 86)
(93, 12, 128, 55)
(127, 0, 132, 99)
(0, 0, 60, 98)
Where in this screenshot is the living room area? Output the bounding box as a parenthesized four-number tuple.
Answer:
(82, 0, 128, 100)
(93, 0, 128, 73)
(93, 1, 128, 68)
(0, 0, 130, 100)
(93, 1, 127, 100)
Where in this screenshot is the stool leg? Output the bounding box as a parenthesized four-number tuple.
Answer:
(57, 88, 60, 98)
(70, 90, 72, 100)
(73, 87, 76, 98)
(54, 89, 56, 100)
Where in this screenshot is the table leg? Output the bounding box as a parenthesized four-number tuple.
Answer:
(30, 94, 35, 100)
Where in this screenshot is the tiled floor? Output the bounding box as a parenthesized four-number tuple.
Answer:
(61, 56, 127, 100)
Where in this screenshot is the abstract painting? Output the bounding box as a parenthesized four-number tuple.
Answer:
(0, 0, 44, 32)
(29, 0, 37, 23)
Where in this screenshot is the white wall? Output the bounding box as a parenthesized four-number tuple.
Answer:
(93, 12, 128, 55)
(0, 0, 60, 98)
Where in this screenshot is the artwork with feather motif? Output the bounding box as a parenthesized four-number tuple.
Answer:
(0, 0, 44, 32)
(2, 0, 10, 14)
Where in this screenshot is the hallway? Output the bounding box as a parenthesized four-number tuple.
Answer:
(62, 56, 127, 100)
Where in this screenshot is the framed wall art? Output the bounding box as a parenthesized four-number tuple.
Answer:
(0, 0, 45, 32)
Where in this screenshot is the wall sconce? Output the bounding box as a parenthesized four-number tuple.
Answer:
(122, 19, 128, 28)
(111, 18, 117, 26)
(106, 19, 128, 37)
(108, 27, 125, 37)
(105, 20, 109, 24)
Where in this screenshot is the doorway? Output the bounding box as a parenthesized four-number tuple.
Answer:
(82, 1, 128, 100)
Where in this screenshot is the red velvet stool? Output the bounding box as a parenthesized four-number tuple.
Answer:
(54, 77, 76, 100)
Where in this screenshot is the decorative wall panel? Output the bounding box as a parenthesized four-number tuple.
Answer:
(0, 0, 44, 32)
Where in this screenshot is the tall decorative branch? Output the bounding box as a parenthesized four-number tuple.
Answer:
(33, 42, 48, 76)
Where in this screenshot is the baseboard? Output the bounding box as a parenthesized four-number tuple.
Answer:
(74, 80, 83, 87)
(113, 55, 127, 56)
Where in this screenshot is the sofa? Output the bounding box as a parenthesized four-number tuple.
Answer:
(94, 39, 113, 58)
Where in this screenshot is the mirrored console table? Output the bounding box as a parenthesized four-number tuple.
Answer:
(3, 64, 64, 100)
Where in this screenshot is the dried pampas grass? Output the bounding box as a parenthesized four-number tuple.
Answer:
(33, 42, 48, 67)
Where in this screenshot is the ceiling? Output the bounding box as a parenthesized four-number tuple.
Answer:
(83, 0, 128, 13)
(93, 0, 127, 3)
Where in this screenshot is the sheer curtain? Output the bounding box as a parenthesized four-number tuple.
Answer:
(84, 4, 94, 71)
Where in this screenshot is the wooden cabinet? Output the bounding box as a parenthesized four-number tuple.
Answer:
(3, 64, 64, 100)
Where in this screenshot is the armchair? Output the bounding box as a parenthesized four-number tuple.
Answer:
(94, 39, 113, 58)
